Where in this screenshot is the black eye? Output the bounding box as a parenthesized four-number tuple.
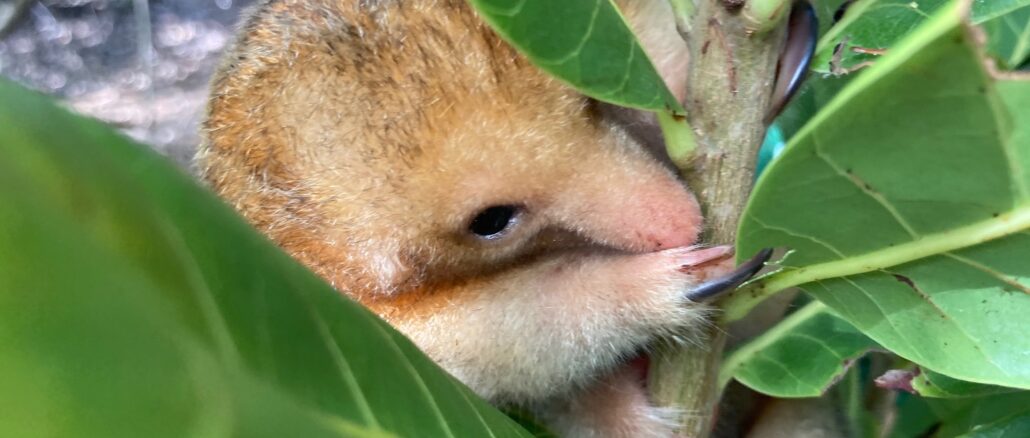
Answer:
(469, 205, 520, 239)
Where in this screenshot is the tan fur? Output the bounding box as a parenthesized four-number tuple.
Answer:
(199, 0, 726, 434)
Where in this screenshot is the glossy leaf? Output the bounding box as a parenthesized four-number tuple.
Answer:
(466, 0, 683, 113)
(813, 0, 1030, 73)
(0, 80, 531, 437)
(722, 302, 879, 397)
(734, 1, 1030, 390)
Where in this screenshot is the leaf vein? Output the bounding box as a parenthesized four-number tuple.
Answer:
(539, 0, 601, 64)
(812, 137, 919, 239)
(944, 252, 1030, 295)
(749, 213, 847, 258)
(306, 305, 381, 428)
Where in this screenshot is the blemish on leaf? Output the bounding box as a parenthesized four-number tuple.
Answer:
(892, 274, 915, 289)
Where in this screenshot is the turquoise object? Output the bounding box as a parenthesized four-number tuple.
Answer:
(757, 124, 786, 178)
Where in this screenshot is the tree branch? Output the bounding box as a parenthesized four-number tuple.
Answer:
(648, 1, 787, 435)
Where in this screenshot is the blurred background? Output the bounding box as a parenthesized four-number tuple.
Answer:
(0, 0, 255, 169)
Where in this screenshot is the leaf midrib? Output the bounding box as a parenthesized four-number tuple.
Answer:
(762, 205, 1030, 298)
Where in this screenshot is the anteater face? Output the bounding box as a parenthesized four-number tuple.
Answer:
(202, 0, 703, 299)
(200, 0, 720, 407)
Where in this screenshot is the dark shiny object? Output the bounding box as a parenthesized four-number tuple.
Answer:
(766, 0, 818, 123)
(685, 248, 774, 302)
(469, 205, 519, 238)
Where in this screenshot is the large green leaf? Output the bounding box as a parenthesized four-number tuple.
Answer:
(0, 80, 531, 437)
(466, 0, 683, 113)
(733, 1, 1030, 390)
(813, 0, 1030, 73)
(721, 302, 879, 397)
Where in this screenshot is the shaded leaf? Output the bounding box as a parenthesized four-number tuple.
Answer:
(981, 5, 1030, 69)
(772, 74, 851, 141)
(933, 393, 1030, 437)
(0, 80, 531, 437)
(888, 391, 1030, 437)
(722, 302, 879, 397)
(734, 1, 1030, 389)
(910, 369, 1020, 398)
(889, 393, 943, 438)
(466, 0, 683, 113)
(959, 413, 1030, 438)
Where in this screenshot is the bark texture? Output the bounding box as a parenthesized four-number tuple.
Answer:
(649, 1, 788, 436)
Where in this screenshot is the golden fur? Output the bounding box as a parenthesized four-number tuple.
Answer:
(199, 0, 728, 435)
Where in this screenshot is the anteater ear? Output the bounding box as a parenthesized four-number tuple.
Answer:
(614, 0, 689, 103)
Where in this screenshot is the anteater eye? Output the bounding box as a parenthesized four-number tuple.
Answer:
(469, 205, 520, 239)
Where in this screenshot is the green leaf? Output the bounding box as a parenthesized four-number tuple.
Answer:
(722, 302, 879, 397)
(958, 413, 1030, 438)
(0, 79, 531, 437)
(907, 368, 1020, 398)
(981, 5, 1030, 69)
(888, 391, 1030, 437)
(813, 0, 1030, 73)
(934, 393, 1030, 437)
(466, 0, 684, 113)
(733, 1, 1030, 390)
(772, 74, 851, 141)
(889, 393, 943, 438)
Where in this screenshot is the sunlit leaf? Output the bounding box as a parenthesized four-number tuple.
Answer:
(734, 1, 1030, 389)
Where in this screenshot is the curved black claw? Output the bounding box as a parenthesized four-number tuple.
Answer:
(766, 0, 818, 123)
(685, 248, 774, 302)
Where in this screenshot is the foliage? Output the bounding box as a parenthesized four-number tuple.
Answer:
(812, 0, 1030, 73)
(0, 80, 532, 437)
(725, 0, 1030, 435)
(2, 0, 1029, 436)
(467, 0, 684, 113)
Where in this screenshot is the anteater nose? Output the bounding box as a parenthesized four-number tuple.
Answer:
(579, 173, 703, 252)
(635, 177, 703, 250)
